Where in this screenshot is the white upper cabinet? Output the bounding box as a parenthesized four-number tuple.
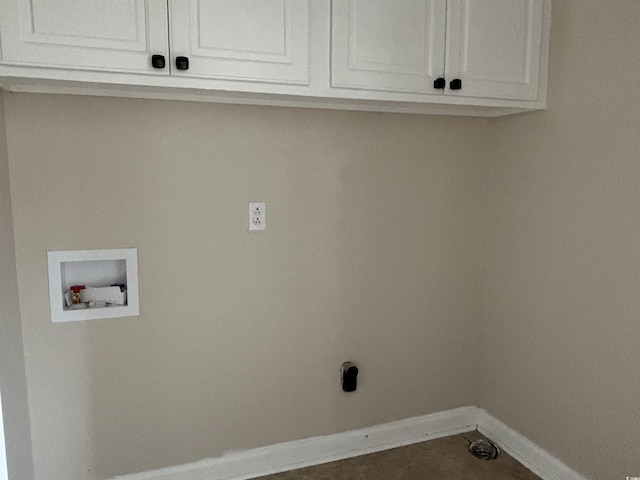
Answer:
(168, 0, 310, 84)
(0, 0, 169, 74)
(331, 0, 547, 102)
(445, 0, 544, 100)
(331, 0, 446, 94)
(0, 0, 551, 116)
(0, 0, 309, 83)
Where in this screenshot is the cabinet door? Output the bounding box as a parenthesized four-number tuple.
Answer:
(169, 0, 310, 85)
(331, 0, 447, 94)
(0, 0, 169, 74)
(445, 0, 545, 101)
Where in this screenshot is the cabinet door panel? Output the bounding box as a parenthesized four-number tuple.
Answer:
(0, 0, 169, 74)
(446, 0, 544, 100)
(169, 0, 310, 84)
(331, 0, 446, 94)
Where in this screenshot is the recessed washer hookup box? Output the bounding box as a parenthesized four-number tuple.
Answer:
(47, 248, 140, 323)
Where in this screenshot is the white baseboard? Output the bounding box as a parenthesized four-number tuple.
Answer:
(111, 406, 478, 480)
(111, 406, 588, 480)
(0, 389, 8, 480)
(477, 409, 588, 480)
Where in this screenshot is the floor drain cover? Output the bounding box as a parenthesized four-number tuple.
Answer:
(468, 439, 500, 460)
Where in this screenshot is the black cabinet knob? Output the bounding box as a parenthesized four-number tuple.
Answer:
(175, 56, 189, 70)
(450, 78, 462, 90)
(151, 54, 165, 69)
(433, 77, 446, 90)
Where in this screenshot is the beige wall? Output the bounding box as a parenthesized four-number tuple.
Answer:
(0, 94, 34, 479)
(4, 95, 488, 479)
(482, 2, 640, 480)
(4, 2, 640, 480)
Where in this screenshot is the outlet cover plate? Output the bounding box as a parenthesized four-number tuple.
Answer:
(249, 202, 266, 231)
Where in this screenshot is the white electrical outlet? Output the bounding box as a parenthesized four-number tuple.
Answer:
(249, 202, 266, 231)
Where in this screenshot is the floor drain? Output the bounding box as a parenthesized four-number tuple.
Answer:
(468, 439, 500, 460)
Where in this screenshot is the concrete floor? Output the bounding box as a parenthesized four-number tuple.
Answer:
(256, 432, 542, 480)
